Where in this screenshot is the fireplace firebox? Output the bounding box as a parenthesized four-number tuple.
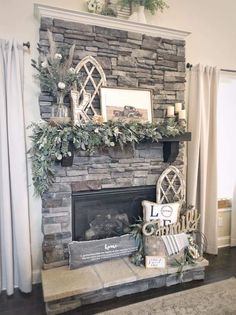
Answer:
(72, 185, 156, 241)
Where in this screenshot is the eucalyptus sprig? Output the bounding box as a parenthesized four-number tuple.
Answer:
(129, 217, 145, 266)
(29, 119, 185, 196)
(157, 117, 186, 137)
(31, 30, 80, 101)
(173, 236, 201, 281)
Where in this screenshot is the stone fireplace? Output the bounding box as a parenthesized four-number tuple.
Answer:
(37, 7, 187, 269)
(35, 6, 210, 315)
(42, 142, 184, 268)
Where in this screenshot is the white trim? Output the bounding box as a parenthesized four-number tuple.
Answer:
(32, 269, 41, 284)
(218, 244, 230, 248)
(218, 207, 232, 213)
(230, 237, 236, 247)
(34, 4, 191, 40)
(218, 236, 230, 248)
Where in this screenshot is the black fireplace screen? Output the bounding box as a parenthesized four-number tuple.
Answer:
(72, 186, 156, 241)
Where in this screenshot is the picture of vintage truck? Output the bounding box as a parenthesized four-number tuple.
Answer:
(113, 105, 143, 118)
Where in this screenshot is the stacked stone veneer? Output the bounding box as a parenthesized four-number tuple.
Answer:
(42, 144, 184, 268)
(39, 17, 185, 119)
(39, 17, 186, 269)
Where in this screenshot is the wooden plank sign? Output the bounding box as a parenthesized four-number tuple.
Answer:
(145, 256, 166, 269)
(142, 209, 200, 237)
(69, 234, 138, 269)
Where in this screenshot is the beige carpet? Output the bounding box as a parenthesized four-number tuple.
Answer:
(98, 278, 236, 315)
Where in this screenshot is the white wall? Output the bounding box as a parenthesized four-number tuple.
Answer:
(1, 0, 236, 281)
(218, 72, 236, 199)
(148, 0, 236, 69)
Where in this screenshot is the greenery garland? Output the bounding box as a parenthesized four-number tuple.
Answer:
(120, 0, 169, 14)
(29, 118, 185, 196)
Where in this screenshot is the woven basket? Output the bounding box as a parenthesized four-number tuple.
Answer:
(144, 235, 185, 267)
(108, 0, 131, 19)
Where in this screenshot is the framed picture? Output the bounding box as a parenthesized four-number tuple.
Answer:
(100, 87, 153, 122)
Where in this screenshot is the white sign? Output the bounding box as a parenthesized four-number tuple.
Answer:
(142, 200, 180, 226)
(145, 256, 166, 269)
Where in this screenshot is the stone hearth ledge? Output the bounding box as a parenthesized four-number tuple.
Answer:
(42, 258, 209, 315)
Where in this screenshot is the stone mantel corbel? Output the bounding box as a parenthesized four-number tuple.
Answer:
(34, 3, 191, 40)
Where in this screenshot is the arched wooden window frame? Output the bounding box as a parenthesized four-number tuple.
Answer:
(156, 166, 185, 204)
(75, 55, 107, 117)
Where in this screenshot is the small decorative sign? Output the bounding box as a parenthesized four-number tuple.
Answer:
(145, 256, 166, 269)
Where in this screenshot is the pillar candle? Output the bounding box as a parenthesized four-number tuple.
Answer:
(179, 109, 186, 120)
(175, 102, 182, 113)
(167, 106, 175, 117)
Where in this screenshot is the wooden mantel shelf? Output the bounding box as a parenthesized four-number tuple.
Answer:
(161, 132, 192, 143)
(60, 132, 192, 167)
(34, 4, 190, 40)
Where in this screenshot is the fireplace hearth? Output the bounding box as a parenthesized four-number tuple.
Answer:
(72, 186, 156, 241)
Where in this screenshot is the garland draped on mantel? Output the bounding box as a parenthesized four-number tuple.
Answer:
(29, 119, 185, 196)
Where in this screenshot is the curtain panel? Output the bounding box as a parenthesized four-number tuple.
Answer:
(0, 39, 32, 295)
(187, 64, 219, 255)
(231, 186, 236, 247)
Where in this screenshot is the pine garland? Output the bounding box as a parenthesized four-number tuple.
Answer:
(29, 119, 185, 196)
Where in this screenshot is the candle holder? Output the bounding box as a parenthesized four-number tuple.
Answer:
(179, 119, 186, 128)
(178, 109, 186, 121)
(165, 110, 178, 120)
(166, 105, 175, 118)
(175, 102, 182, 114)
(164, 105, 187, 131)
(166, 114, 175, 118)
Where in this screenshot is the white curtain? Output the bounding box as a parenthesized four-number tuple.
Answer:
(231, 184, 236, 247)
(0, 39, 32, 294)
(187, 64, 219, 255)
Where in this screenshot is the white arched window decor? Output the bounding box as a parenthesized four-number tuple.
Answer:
(75, 55, 107, 119)
(156, 166, 185, 204)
